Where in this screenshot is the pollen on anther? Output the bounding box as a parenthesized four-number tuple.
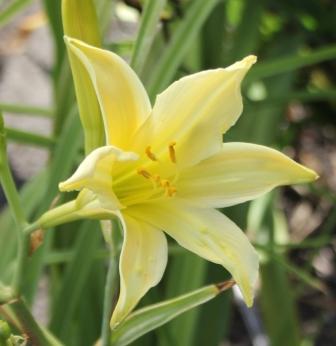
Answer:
(137, 168, 152, 179)
(169, 142, 177, 163)
(168, 187, 177, 197)
(160, 179, 170, 188)
(145, 146, 157, 161)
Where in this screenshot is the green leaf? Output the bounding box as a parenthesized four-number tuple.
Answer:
(49, 221, 102, 342)
(0, 103, 53, 117)
(0, 171, 48, 285)
(161, 253, 207, 346)
(247, 44, 336, 82)
(0, 0, 34, 27)
(131, 0, 167, 76)
(5, 127, 54, 148)
(21, 111, 83, 303)
(95, 0, 115, 35)
(225, 0, 264, 63)
(147, 0, 220, 97)
(43, 0, 66, 81)
(110, 281, 234, 346)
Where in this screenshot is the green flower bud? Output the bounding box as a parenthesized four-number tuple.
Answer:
(62, 0, 104, 154)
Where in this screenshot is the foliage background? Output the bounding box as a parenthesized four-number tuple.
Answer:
(0, 0, 335, 345)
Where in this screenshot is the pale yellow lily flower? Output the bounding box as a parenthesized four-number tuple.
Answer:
(56, 37, 318, 328)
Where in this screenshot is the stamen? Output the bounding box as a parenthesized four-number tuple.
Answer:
(167, 186, 177, 197)
(137, 169, 177, 198)
(145, 146, 157, 161)
(169, 142, 177, 163)
(160, 179, 170, 188)
(137, 168, 152, 179)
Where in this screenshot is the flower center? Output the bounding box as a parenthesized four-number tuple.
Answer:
(136, 142, 178, 198)
(112, 142, 179, 207)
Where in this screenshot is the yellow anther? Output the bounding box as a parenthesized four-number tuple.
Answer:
(167, 186, 177, 197)
(137, 168, 176, 198)
(160, 179, 170, 188)
(137, 168, 152, 179)
(145, 146, 157, 161)
(169, 142, 177, 163)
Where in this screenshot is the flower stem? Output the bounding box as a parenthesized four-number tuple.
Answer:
(34, 200, 79, 231)
(101, 223, 120, 346)
(9, 297, 50, 345)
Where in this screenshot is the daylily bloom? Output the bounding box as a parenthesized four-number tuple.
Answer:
(48, 37, 317, 328)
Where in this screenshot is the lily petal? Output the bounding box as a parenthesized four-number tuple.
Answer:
(59, 146, 138, 209)
(65, 37, 152, 149)
(134, 56, 256, 166)
(111, 213, 168, 328)
(177, 142, 318, 208)
(127, 200, 259, 306)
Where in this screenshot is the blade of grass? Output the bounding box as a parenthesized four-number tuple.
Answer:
(21, 110, 83, 303)
(260, 260, 301, 346)
(76, 267, 105, 346)
(194, 265, 233, 346)
(49, 221, 102, 342)
(257, 245, 325, 293)
(43, 0, 66, 80)
(130, 0, 167, 76)
(252, 88, 336, 104)
(147, 0, 219, 97)
(0, 103, 53, 117)
(6, 128, 54, 148)
(96, 0, 115, 35)
(0, 0, 34, 27)
(201, 1, 226, 69)
(0, 171, 47, 285)
(162, 253, 207, 346)
(247, 44, 336, 82)
(226, 0, 264, 63)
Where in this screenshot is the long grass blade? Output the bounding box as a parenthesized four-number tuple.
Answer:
(147, 0, 219, 97)
(130, 0, 167, 76)
(0, 0, 34, 27)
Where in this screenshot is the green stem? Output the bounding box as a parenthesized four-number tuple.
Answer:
(34, 200, 79, 231)
(101, 229, 120, 346)
(9, 298, 50, 346)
